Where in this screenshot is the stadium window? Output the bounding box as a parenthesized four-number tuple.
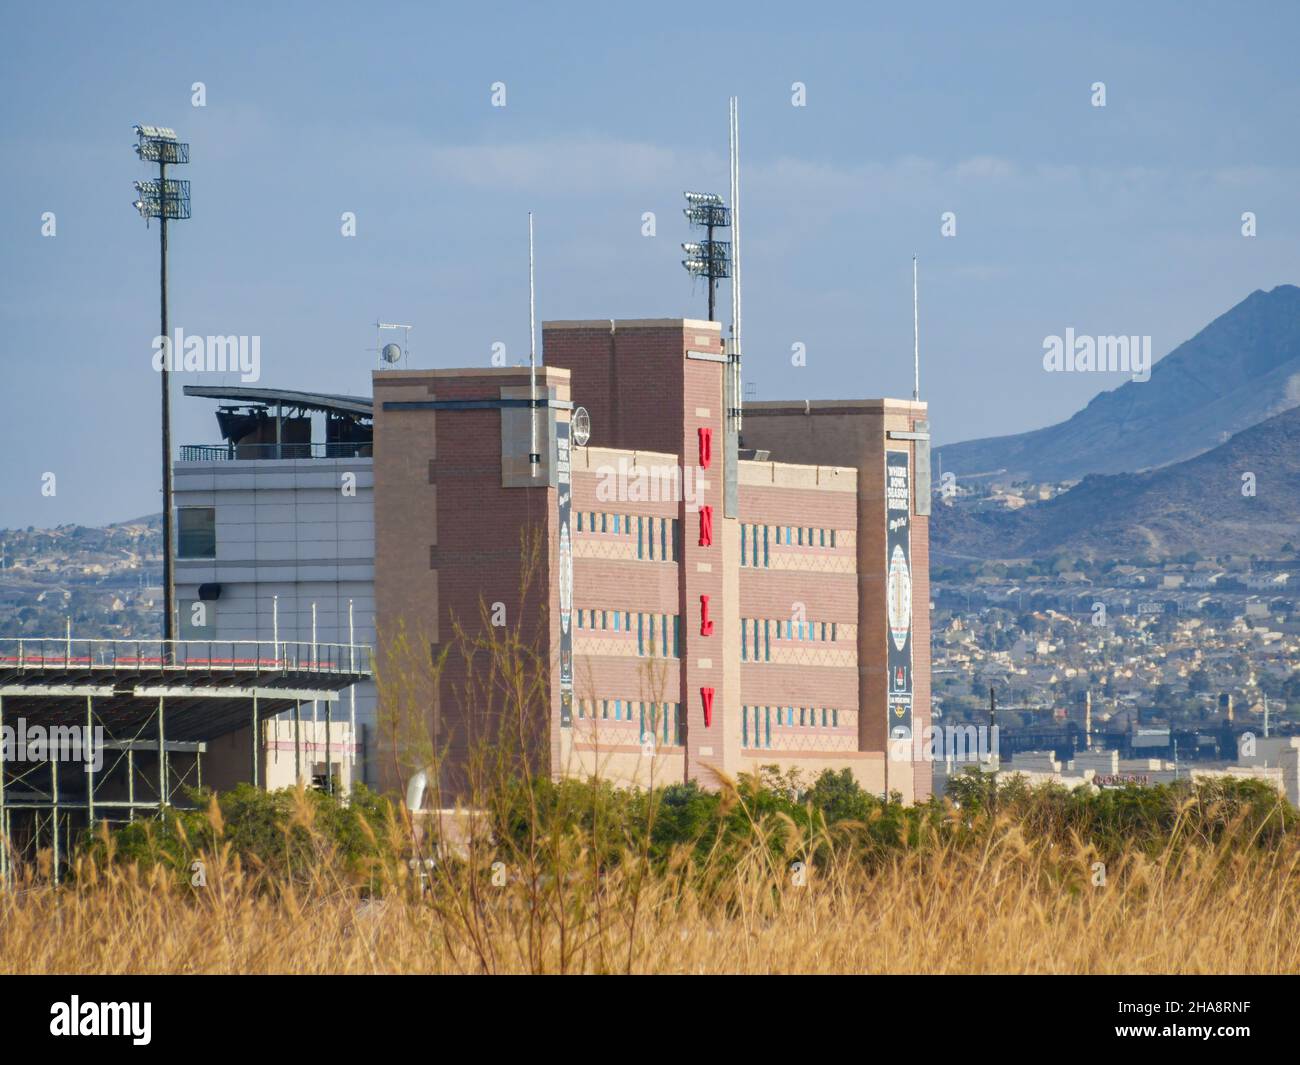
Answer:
(830, 529, 837, 548)
(832, 709, 839, 728)
(177, 507, 216, 559)
(672, 615, 680, 658)
(637, 516, 644, 559)
(764, 707, 771, 748)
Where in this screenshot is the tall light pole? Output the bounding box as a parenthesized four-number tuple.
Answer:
(681, 191, 731, 322)
(132, 125, 190, 649)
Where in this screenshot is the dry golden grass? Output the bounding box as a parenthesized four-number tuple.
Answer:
(8, 536, 1293, 975)
(4, 807, 1299, 974)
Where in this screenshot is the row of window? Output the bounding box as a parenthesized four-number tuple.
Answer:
(575, 699, 681, 745)
(575, 511, 681, 562)
(742, 706, 843, 748)
(740, 618, 840, 661)
(740, 523, 840, 568)
(574, 609, 681, 658)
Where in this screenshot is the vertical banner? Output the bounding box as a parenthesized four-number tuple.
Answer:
(557, 418, 573, 727)
(885, 450, 913, 739)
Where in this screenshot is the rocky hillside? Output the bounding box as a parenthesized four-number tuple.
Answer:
(932, 403, 1300, 561)
(937, 285, 1300, 482)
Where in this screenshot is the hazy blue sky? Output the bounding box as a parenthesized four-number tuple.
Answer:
(3, 1, 1299, 527)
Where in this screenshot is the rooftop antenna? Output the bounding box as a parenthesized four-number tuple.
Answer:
(374, 322, 412, 370)
(728, 96, 743, 432)
(912, 255, 920, 402)
(528, 212, 540, 477)
(132, 124, 191, 656)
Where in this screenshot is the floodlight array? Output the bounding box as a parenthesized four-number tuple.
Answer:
(132, 179, 192, 220)
(684, 203, 730, 228)
(681, 239, 732, 278)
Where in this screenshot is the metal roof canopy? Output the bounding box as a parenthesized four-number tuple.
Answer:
(0, 668, 364, 742)
(183, 385, 373, 418)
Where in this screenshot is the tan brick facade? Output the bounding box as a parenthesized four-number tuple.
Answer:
(738, 400, 932, 803)
(371, 325, 929, 803)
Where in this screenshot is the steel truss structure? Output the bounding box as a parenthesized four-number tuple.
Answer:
(0, 637, 371, 884)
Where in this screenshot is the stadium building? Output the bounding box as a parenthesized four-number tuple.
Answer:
(170, 317, 930, 800)
(369, 317, 932, 801)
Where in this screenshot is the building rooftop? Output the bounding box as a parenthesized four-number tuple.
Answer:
(183, 385, 372, 416)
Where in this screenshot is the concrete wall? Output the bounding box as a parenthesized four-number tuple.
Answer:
(173, 455, 376, 784)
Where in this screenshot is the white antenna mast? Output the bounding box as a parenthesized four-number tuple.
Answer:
(529, 212, 539, 477)
(912, 255, 920, 402)
(728, 96, 743, 431)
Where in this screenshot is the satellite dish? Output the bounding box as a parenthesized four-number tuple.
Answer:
(381, 342, 402, 364)
(571, 406, 591, 447)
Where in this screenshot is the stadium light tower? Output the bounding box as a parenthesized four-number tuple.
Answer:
(132, 124, 191, 649)
(681, 191, 731, 321)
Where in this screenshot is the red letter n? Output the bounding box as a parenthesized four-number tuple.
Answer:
(698, 505, 713, 547)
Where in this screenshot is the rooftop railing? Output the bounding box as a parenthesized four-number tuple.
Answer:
(179, 442, 373, 462)
(0, 638, 373, 676)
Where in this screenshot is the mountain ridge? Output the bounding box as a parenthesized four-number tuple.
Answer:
(931, 401, 1300, 561)
(936, 284, 1300, 482)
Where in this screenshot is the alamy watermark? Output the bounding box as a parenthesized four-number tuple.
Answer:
(50, 997, 150, 1045)
(1042, 329, 1150, 382)
(151, 328, 261, 382)
(889, 723, 999, 764)
(2, 718, 104, 772)
(595, 459, 705, 509)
